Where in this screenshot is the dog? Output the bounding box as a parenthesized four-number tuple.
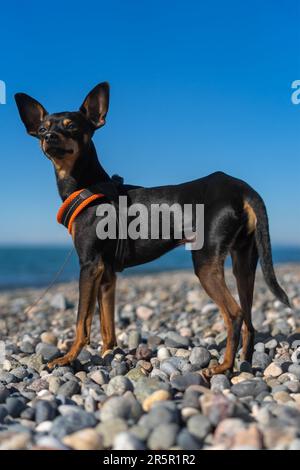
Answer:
(15, 82, 290, 377)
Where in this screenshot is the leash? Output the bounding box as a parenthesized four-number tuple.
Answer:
(24, 247, 75, 315)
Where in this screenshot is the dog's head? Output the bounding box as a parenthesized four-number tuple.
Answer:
(15, 83, 109, 166)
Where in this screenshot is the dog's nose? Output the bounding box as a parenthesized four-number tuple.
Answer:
(44, 132, 58, 143)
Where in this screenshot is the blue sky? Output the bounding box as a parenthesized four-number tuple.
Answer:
(0, 0, 299, 245)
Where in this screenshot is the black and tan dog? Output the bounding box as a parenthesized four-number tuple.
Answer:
(15, 83, 290, 377)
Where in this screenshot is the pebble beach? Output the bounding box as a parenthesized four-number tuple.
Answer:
(0, 263, 300, 450)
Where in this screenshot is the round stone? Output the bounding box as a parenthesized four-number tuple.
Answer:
(187, 413, 212, 440)
(231, 379, 269, 398)
(177, 429, 201, 450)
(128, 330, 141, 350)
(148, 423, 179, 450)
(40, 332, 58, 346)
(264, 363, 283, 378)
(63, 428, 103, 450)
(5, 397, 26, 418)
(51, 410, 97, 439)
(165, 332, 190, 349)
(157, 347, 171, 362)
(35, 400, 57, 424)
(90, 369, 109, 385)
(288, 364, 300, 379)
(100, 396, 132, 422)
(106, 376, 133, 396)
(210, 374, 230, 392)
(170, 373, 204, 391)
(252, 352, 272, 370)
(136, 344, 152, 361)
(35, 343, 60, 362)
(291, 349, 300, 364)
(113, 432, 145, 450)
(57, 380, 80, 397)
(96, 418, 128, 448)
(142, 390, 171, 412)
(189, 347, 211, 368)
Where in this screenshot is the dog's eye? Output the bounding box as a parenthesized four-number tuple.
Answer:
(39, 127, 47, 134)
(66, 123, 76, 130)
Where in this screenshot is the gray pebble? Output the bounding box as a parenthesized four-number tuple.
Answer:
(177, 428, 201, 450)
(289, 439, 300, 451)
(265, 339, 278, 350)
(113, 432, 145, 450)
(5, 397, 27, 418)
(57, 380, 80, 397)
(100, 396, 132, 422)
(160, 361, 179, 376)
(110, 362, 128, 377)
(231, 379, 269, 398)
(97, 418, 128, 447)
(187, 413, 212, 440)
(106, 376, 133, 396)
(90, 369, 109, 385)
(148, 423, 179, 450)
(288, 364, 300, 379)
(254, 342, 265, 353)
(11, 367, 28, 380)
(35, 400, 57, 424)
(286, 381, 300, 393)
(20, 341, 35, 354)
(0, 387, 10, 403)
(20, 407, 35, 421)
(129, 424, 150, 442)
(128, 330, 141, 350)
(252, 351, 272, 370)
(165, 332, 189, 349)
(189, 347, 211, 368)
(210, 374, 230, 392)
(84, 395, 96, 413)
(0, 371, 17, 384)
(134, 377, 170, 403)
(171, 373, 204, 391)
(138, 403, 179, 430)
(50, 293, 67, 310)
(51, 409, 97, 438)
(0, 405, 8, 423)
(182, 389, 201, 409)
(35, 343, 60, 362)
(291, 348, 300, 364)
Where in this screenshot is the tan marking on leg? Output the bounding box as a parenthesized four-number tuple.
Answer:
(244, 201, 257, 234)
(48, 261, 104, 369)
(195, 258, 243, 377)
(98, 269, 117, 355)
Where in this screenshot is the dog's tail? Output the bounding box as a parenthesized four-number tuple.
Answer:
(247, 193, 291, 308)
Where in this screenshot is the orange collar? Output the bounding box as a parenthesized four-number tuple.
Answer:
(57, 189, 104, 234)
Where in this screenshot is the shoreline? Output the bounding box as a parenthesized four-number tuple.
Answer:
(0, 261, 299, 294)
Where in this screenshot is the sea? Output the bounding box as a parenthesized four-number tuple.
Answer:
(0, 245, 299, 290)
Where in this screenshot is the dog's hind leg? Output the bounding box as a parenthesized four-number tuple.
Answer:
(48, 260, 104, 368)
(192, 251, 243, 377)
(98, 267, 117, 356)
(231, 234, 258, 363)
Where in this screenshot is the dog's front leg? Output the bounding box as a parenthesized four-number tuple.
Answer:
(98, 267, 117, 357)
(48, 260, 104, 368)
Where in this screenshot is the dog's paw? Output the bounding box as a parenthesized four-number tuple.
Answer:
(100, 348, 113, 358)
(47, 355, 72, 369)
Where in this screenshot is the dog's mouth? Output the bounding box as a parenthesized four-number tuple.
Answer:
(44, 145, 74, 158)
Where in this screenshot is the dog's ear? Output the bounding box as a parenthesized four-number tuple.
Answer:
(15, 93, 48, 137)
(79, 82, 110, 129)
